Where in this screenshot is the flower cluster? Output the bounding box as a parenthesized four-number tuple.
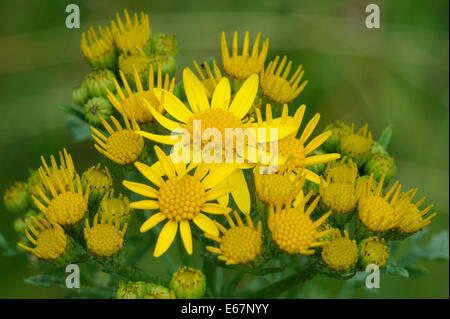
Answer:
(3, 9, 441, 299)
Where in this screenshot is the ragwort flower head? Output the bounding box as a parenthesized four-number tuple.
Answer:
(221, 30, 269, 80)
(123, 146, 234, 257)
(359, 236, 389, 268)
(321, 229, 358, 271)
(206, 211, 262, 265)
(111, 9, 151, 54)
(80, 25, 117, 69)
(268, 193, 332, 255)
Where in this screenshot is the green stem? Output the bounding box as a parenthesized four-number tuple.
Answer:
(96, 258, 159, 283)
(244, 261, 318, 298)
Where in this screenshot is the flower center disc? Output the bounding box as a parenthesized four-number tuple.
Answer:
(158, 175, 206, 221)
(107, 130, 144, 164)
(47, 192, 87, 226)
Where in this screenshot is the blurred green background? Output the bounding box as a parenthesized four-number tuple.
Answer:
(0, 0, 448, 298)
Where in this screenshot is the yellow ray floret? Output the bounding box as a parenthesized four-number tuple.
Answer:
(84, 213, 128, 258)
(106, 64, 175, 123)
(260, 56, 308, 104)
(205, 211, 262, 265)
(111, 9, 151, 53)
(192, 60, 223, 98)
(91, 112, 144, 166)
(18, 216, 67, 260)
(80, 26, 115, 64)
(394, 188, 436, 234)
(358, 174, 409, 232)
(32, 172, 89, 227)
(319, 157, 363, 214)
(321, 229, 358, 271)
(122, 146, 235, 257)
(268, 193, 332, 255)
(136, 68, 297, 214)
(257, 103, 341, 184)
(37, 148, 75, 194)
(221, 30, 269, 80)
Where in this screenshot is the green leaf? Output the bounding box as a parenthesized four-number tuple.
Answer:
(421, 230, 449, 261)
(58, 103, 84, 120)
(386, 262, 409, 278)
(0, 232, 22, 257)
(377, 125, 392, 149)
(67, 115, 92, 142)
(25, 274, 65, 288)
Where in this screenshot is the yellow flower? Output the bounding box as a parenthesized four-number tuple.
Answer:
(321, 229, 358, 271)
(170, 266, 206, 299)
(221, 31, 269, 80)
(80, 26, 116, 69)
(257, 103, 341, 184)
(81, 163, 113, 200)
(18, 216, 67, 260)
(319, 158, 362, 214)
(268, 194, 332, 255)
(106, 64, 175, 124)
(100, 190, 131, 225)
(37, 148, 76, 194)
(394, 189, 436, 234)
(3, 181, 29, 214)
(111, 9, 151, 54)
(359, 236, 389, 268)
(254, 164, 305, 209)
(32, 172, 89, 227)
(340, 123, 373, 165)
(358, 174, 408, 232)
(84, 213, 127, 258)
(206, 211, 262, 265)
(91, 113, 144, 166)
(122, 146, 234, 257)
(136, 68, 296, 214)
(118, 52, 151, 85)
(192, 60, 223, 97)
(260, 56, 308, 104)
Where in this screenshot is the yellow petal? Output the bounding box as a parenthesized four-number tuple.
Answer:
(299, 113, 320, 144)
(122, 180, 159, 198)
(141, 99, 181, 131)
(227, 169, 251, 214)
(137, 131, 180, 145)
(201, 163, 238, 189)
(211, 77, 231, 109)
(304, 153, 341, 166)
(153, 220, 178, 257)
(202, 203, 231, 215)
(304, 169, 321, 184)
(134, 162, 164, 187)
(228, 74, 259, 119)
(193, 213, 219, 236)
(154, 146, 176, 179)
(183, 68, 210, 112)
(130, 200, 160, 210)
(205, 186, 235, 201)
(140, 213, 166, 232)
(179, 220, 193, 255)
(303, 131, 332, 155)
(161, 90, 192, 123)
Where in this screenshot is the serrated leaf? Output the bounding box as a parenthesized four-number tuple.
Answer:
(58, 103, 85, 120)
(25, 274, 66, 288)
(421, 230, 449, 261)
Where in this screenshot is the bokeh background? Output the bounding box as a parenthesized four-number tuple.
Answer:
(0, 0, 448, 298)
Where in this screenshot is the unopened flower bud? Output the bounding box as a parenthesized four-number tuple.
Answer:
(151, 33, 178, 56)
(170, 266, 205, 299)
(85, 69, 116, 97)
(4, 182, 29, 214)
(116, 281, 150, 299)
(364, 153, 396, 186)
(72, 82, 90, 106)
(148, 53, 176, 76)
(322, 121, 350, 153)
(81, 163, 113, 202)
(83, 97, 113, 126)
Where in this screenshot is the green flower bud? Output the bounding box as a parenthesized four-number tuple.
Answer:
(170, 266, 206, 299)
(151, 33, 178, 56)
(369, 141, 388, 155)
(14, 210, 39, 234)
(116, 281, 149, 299)
(322, 121, 350, 153)
(83, 97, 113, 126)
(81, 163, 113, 202)
(4, 182, 29, 214)
(363, 153, 396, 187)
(72, 82, 90, 106)
(358, 236, 389, 268)
(118, 53, 150, 90)
(146, 284, 176, 299)
(85, 69, 116, 97)
(148, 54, 176, 76)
